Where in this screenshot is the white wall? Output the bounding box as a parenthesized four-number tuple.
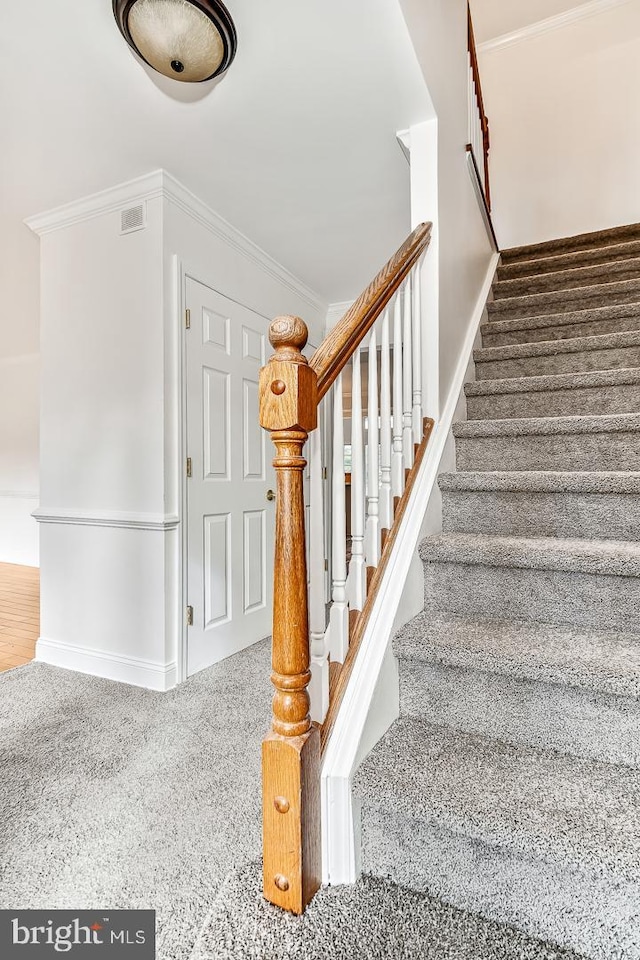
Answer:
(478, 2, 640, 249)
(0, 224, 41, 566)
(399, 0, 495, 409)
(29, 171, 326, 690)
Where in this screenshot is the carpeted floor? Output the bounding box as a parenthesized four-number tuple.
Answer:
(0, 642, 583, 960)
(0, 642, 271, 960)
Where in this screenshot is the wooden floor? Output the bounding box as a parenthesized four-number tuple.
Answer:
(0, 563, 39, 673)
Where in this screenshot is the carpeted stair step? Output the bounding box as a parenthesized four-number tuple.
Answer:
(475, 329, 640, 380)
(480, 303, 640, 347)
(487, 277, 640, 322)
(493, 257, 640, 300)
(394, 613, 640, 768)
(419, 532, 640, 632)
(453, 413, 640, 472)
(498, 238, 640, 281)
(501, 221, 640, 265)
(439, 470, 640, 540)
(465, 368, 640, 419)
(353, 717, 640, 960)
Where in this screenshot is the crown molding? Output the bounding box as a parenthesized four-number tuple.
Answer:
(325, 300, 354, 333)
(478, 0, 633, 53)
(24, 170, 327, 316)
(32, 507, 179, 531)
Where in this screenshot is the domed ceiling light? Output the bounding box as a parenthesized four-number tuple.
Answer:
(113, 0, 237, 82)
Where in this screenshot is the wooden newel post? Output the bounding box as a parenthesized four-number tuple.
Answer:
(259, 315, 321, 914)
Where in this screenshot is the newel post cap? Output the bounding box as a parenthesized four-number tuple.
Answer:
(259, 316, 318, 433)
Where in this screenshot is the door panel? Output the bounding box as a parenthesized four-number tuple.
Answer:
(186, 278, 274, 676)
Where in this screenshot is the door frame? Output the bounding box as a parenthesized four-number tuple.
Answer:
(173, 256, 274, 684)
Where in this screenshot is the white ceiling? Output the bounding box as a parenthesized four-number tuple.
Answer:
(470, 0, 598, 44)
(0, 0, 430, 307)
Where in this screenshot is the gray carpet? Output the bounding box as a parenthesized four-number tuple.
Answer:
(0, 645, 575, 960)
(192, 861, 581, 960)
(0, 643, 272, 960)
(355, 224, 640, 959)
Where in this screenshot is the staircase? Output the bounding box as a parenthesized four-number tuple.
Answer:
(353, 224, 640, 959)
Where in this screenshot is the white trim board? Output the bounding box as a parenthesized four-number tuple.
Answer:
(24, 170, 326, 317)
(32, 508, 179, 531)
(36, 637, 177, 692)
(478, 0, 633, 53)
(0, 491, 39, 501)
(320, 250, 500, 885)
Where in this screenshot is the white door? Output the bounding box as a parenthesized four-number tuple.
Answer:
(185, 278, 275, 676)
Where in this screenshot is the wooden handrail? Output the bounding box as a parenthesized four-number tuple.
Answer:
(259, 224, 433, 917)
(310, 223, 432, 401)
(468, 3, 491, 211)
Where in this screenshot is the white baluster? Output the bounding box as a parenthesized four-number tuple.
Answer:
(412, 266, 423, 445)
(379, 307, 393, 532)
(392, 295, 405, 501)
(365, 327, 380, 568)
(308, 425, 329, 723)
(348, 348, 367, 611)
(328, 376, 348, 663)
(403, 280, 414, 470)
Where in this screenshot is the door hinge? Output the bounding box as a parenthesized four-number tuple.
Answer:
(186, 605, 194, 626)
(323, 467, 328, 480)
(185, 308, 191, 329)
(324, 559, 329, 572)
(186, 457, 192, 478)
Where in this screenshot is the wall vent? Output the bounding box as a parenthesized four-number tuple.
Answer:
(119, 203, 146, 235)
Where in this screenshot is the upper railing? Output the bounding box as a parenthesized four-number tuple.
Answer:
(467, 2, 491, 212)
(258, 223, 433, 914)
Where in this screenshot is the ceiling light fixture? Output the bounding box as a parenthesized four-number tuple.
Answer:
(113, 0, 237, 82)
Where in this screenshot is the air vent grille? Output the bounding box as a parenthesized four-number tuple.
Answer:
(120, 203, 146, 235)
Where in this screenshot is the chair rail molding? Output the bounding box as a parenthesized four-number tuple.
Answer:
(32, 507, 179, 530)
(478, 0, 633, 54)
(320, 249, 500, 884)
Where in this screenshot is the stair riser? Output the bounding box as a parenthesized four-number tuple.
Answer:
(494, 263, 640, 300)
(360, 812, 639, 960)
(455, 431, 640, 472)
(498, 243, 640, 281)
(442, 489, 640, 541)
(398, 660, 640, 769)
(481, 315, 640, 347)
(422, 560, 640, 632)
(467, 382, 640, 419)
(476, 344, 640, 380)
(488, 285, 640, 322)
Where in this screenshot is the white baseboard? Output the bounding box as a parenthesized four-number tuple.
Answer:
(36, 637, 177, 692)
(320, 250, 500, 885)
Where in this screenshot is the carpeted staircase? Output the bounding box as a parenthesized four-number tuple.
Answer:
(354, 223, 640, 960)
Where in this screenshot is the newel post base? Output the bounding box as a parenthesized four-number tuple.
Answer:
(259, 315, 321, 914)
(262, 728, 321, 913)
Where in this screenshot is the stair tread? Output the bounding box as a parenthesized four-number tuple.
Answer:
(466, 366, 640, 397)
(483, 302, 640, 334)
(453, 411, 640, 438)
(498, 239, 640, 280)
(494, 257, 640, 299)
(502, 222, 640, 262)
(418, 531, 640, 576)
(475, 328, 640, 362)
(354, 716, 640, 884)
(393, 613, 640, 700)
(488, 277, 640, 318)
(439, 470, 640, 494)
